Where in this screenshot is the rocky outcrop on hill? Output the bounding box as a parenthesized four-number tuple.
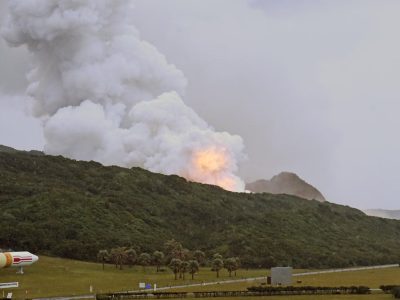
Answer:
(246, 172, 326, 202)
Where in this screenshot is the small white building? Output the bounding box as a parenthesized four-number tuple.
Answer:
(271, 267, 292, 286)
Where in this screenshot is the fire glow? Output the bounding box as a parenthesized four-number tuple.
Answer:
(187, 147, 238, 192)
(194, 148, 228, 173)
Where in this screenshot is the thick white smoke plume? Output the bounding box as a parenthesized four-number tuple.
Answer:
(2, 0, 245, 191)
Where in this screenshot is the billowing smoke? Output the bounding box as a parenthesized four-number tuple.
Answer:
(2, 0, 245, 192)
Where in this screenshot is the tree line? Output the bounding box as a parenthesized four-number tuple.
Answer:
(97, 239, 240, 279)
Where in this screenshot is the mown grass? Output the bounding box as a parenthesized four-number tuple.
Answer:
(168, 267, 400, 300)
(297, 268, 400, 288)
(0, 256, 267, 299)
(0, 256, 399, 299)
(173, 267, 400, 292)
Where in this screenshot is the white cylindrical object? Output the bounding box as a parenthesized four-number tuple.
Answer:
(0, 252, 38, 269)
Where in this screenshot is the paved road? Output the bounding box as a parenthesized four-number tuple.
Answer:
(293, 264, 399, 277)
(33, 263, 399, 300)
(34, 296, 94, 300)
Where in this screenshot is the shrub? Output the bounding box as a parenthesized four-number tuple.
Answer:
(392, 287, 400, 298)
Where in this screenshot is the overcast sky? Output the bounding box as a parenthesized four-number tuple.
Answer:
(1, 0, 400, 210)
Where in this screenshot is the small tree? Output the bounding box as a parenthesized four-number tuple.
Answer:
(153, 251, 165, 272)
(109, 248, 118, 269)
(138, 252, 151, 271)
(110, 247, 127, 270)
(193, 250, 205, 266)
(188, 260, 199, 280)
(224, 257, 238, 277)
(169, 258, 182, 280)
(180, 261, 189, 280)
(177, 249, 191, 278)
(213, 253, 223, 260)
(164, 239, 184, 261)
(125, 248, 137, 268)
(182, 248, 191, 261)
(393, 287, 400, 298)
(212, 258, 224, 278)
(234, 257, 241, 276)
(97, 250, 109, 270)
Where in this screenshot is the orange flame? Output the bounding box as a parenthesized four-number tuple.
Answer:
(215, 176, 237, 192)
(193, 148, 228, 173)
(187, 147, 237, 191)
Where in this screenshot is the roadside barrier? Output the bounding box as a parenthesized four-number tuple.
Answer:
(96, 285, 371, 299)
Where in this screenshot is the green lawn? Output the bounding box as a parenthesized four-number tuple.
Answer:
(0, 256, 399, 299)
(169, 267, 400, 292)
(297, 268, 400, 288)
(0, 256, 267, 299)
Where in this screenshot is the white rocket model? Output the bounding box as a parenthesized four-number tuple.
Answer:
(0, 252, 39, 274)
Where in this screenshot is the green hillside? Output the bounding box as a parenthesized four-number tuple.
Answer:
(0, 144, 19, 153)
(1, 146, 400, 268)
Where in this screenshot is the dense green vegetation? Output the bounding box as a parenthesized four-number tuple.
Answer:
(1, 146, 400, 268)
(393, 287, 400, 298)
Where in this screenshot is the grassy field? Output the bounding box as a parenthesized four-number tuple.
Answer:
(172, 267, 400, 292)
(0, 256, 268, 299)
(0, 256, 399, 299)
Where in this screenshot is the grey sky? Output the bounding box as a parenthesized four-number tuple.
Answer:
(1, 0, 399, 209)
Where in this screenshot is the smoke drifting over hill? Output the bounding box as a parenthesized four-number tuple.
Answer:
(2, 0, 245, 191)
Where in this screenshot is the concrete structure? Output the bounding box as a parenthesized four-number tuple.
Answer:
(271, 267, 292, 286)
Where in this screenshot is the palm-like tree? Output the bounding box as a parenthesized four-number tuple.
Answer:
(138, 252, 151, 271)
(193, 250, 205, 266)
(97, 250, 109, 270)
(188, 260, 199, 280)
(213, 253, 223, 260)
(168, 258, 182, 280)
(153, 250, 164, 272)
(110, 247, 127, 270)
(224, 257, 237, 277)
(234, 257, 241, 276)
(180, 261, 189, 280)
(125, 248, 137, 268)
(212, 258, 224, 278)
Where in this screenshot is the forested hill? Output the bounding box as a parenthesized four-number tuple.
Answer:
(1, 146, 400, 268)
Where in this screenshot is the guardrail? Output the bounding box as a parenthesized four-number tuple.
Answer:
(96, 286, 372, 299)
